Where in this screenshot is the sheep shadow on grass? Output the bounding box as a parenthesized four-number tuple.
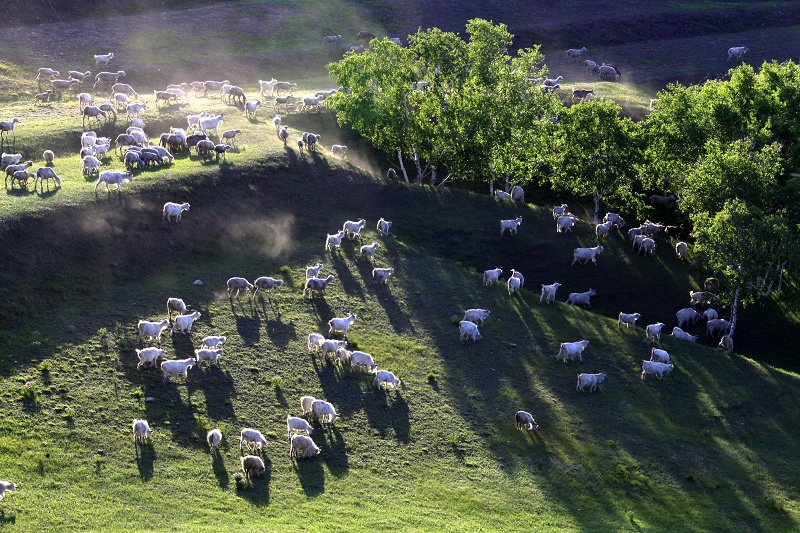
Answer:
(189, 366, 236, 421)
(0, 509, 16, 524)
(211, 451, 229, 489)
(370, 276, 415, 335)
(330, 252, 366, 302)
(234, 312, 261, 346)
(320, 425, 349, 478)
(236, 456, 271, 506)
(362, 388, 411, 444)
(292, 456, 325, 497)
(134, 442, 156, 482)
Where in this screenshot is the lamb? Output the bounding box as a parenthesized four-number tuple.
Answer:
(646, 322, 666, 342)
(278, 125, 290, 145)
(305, 263, 323, 279)
(199, 114, 224, 135)
(37, 67, 60, 80)
(0, 118, 20, 141)
(136, 347, 165, 369)
(642, 360, 674, 380)
(598, 64, 620, 81)
(540, 282, 562, 304)
(350, 350, 377, 373)
(707, 318, 731, 338)
(676, 308, 703, 328)
(374, 369, 402, 390)
(566, 288, 596, 307)
(308, 333, 325, 354)
(325, 230, 346, 251)
(259, 78, 278, 96)
(94, 170, 133, 192)
(719, 334, 734, 354)
(566, 47, 587, 60)
(603, 212, 626, 229)
(94, 52, 114, 67)
(173, 311, 201, 334)
(290, 434, 321, 459)
(331, 145, 347, 157)
(253, 276, 284, 296)
(303, 275, 336, 297)
(703, 308, 719, 321)
(675, 241, 689, 260)
(33, 90, 53, 105)
(10, 170, 33, 189)
(552, 204, 569, 219)
(162, 202, 190, 223)
(274, 81, 297, 94)
(508, 276, 521, 296)
(372, 267, 394, 284)
(572, 245, 604, 265)
(123, 151, 144, 171)
(0, 481, 17, 501)
(132, 419, 152, 444)
(287, 415, 314, 438)
(324, 35, 342, 44)
(195, 348, 222, 368)
(214, 144, 231, 162)
(463, 309, 490, 326)
(595, 221, 613, 239)
(356, 31, 376, 41)
(459, 320, 482, 342)
(690, 290, 717, 308)
(241, 455, 266, 479)
(43, 150, 54, 164)
(360, 242, 379, 261)
(137, 319, 169, 344)
(377, 218, 392, 236)
(727, 46, 748, 60)
(649, 194, 675, 207)
(328, 313, 357, 337)
(556, 339, 589, 363)
(576, 372, 606, 392)
(618, 312, 641, 329)
(311, 399, 339, 424)
(495, 190, 512, 200)
(207, 429, 222, 453)
(1, 152, 22, 168)
(244, 100, 262, 119)
(500, 216, 523, 236)
(671, 327, 698, 342)
(221, 129, 242, 147)
(515, 411, 538, 432)
(227, 277, 254, 298)
(342, 219, 367, 240)
(4, 161, 33, 185)
(34, 167, 61, 191)
(483, 267, 503, 287)
(650, 348, 671, 364)
(201, 335, 227, 350)
(556, 215, 577, 233)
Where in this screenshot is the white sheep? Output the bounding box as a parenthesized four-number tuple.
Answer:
(290, 434, 321, 459)
(676, 308, 703, 328)
(556, 215, 577, 233)
(162, 202, 190, 222)
(173, 311, 201, 334)
(1, 152, 22, 168)
(463, 309, 490, 325)
(510, 269, 525, 289)
(552, 204, 569, 219)
(500, 216, 523, 236)
(287, 415, 314, 438)
(646, 323, 666, 342)
(2, 117, 22, 140)
(495, 190, 512, 200)
(137, 319, 169, 343)
(207, 428, 222, 453)
(331, 145, 348, 158)
(639, 237, 656, 256)
(707, 318, 731, 338)
(641, 361, 674, 380)
(328, 313, 357, 337)
(671, 327, 698, 342)
(595, 221, 613, 239)
(618, 312, 641, 329)
(377, 218, 392, 236)
(703, 308, 719, 322)
(510, 185, 524, 202)
(598, 64, 620, 81)
(94, 52, 114, 67)
(199, 114, 224, 135)
(360, 242, 379, 261)
(304, 275, 336, 297)
(325, 230, 346, 251)
(94, 170, 133, 192)
(222, 129, 242, 147)
(36, 67, 60, 80)
(565, 288, 597, 307)
(324, 35, 342, 44)
(566, 47, 587, 60)
(719, 334, 734, 354)
(201, 336, 227, 350)
(227, 277, 254, 298)
(240, 428, 267, 452)
(195, 348, 222, 368)
(508, 276, 521, 296)
(161, 358, 196, 382)
(43, 149, 55, 164)
(585, 60, 600, 75)
(603, 212, 626, 228)
(0, 481, 17, 501)
(572, 245, 604, 265)
(259, 79, 278, 96)
(690, 290, 718, 308)
(342, 219, 367, 240)
(272, 114, 282, 132)
(459, 320, 482, 342)
(350, 351, 377, 373)
(650, 348, 671, 364)
(576, 372, 606, 392)
(300, 396, 316, 417)
(311, 400, 339, 424)
(244, 100, 262, 119)
(483, 267, 503, 287)
(556, 339, 589, 363)
(515, 411, 538, 431)
(374, 369, 401, 391)
(372, 267, 394, 284)
(167, 297, 188, 322)
(540, 282, 561, 304)
(727, 46, 748, 60)
(253, 276, 284, 297)
(34, 167, 61, 191)
(132, 419, 152, 444)
(320, 339, 347, 361)
(305, 263, 323, 279)
(675, 241, 689, 260)
(136, 347, 165, 369)
(241, 455, 266, 479)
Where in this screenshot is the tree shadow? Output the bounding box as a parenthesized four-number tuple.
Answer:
(212, 451, 229, 489)
(134, 442, 156, 482)
(236, 456, 271, 506)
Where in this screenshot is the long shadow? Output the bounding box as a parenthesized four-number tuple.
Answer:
(211, 451, 229, 489)
(188, 364, 236, 421)
(134, 442, 156, 481)
(322, 424, 350, 478)
(0, 509, 16, 524)
(236, 456, 271, 506)
(233, 305, 261, 346)
(361, 387, 411, 443)
(330, 253, 365, 301)
(292, 455, 325, 497)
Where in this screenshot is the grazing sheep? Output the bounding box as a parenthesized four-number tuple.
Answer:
(132, 419, 152, 444)
(463, 309, 490, 326)
(675, 241, 689, 260)
(241, 455, 266, 479)
(163, 202, 190, 223)
(603, 212, 626, 229)
(510, 185, 524, 202)
(136, 347, 165, 369)
(483, 267, 503, 287)
(0, 481, 17, 501)
(195, 348, 222, 368)
(324, 35, 342, 44)
(703, 308, 719, 322)
(137, 319, 170, 343)
(1, 152, 23, 169)
(719, 334, 734, 354)
(304, 275, 336, 297)
(374, 369, 402, 391)
(556, 339, 589, 363)
(377, 218, 392, 236)
(51, 79, 80, 93)
(515, 411, 538, 431)
(290, 434, 321, 459)
(331, 144, 347, 158)
(253, 276, 284, 297)
(201, 335, 227, 350)
(671, 327, 698, 342)
(618, 312, 641, 329)
(566, 288, 596, 307)
(642, 360, 674, 380)
(650, 348, 671, 364)
(646, 322, 666, 342)
(207, 429, 222, 453)
(287, 415, 314, 438)
(598, 64, 620, 81)
(328, 313, 357, 337)
(10, 170, 34, 189)
(300, 396, 316, 417)
(173, 311, 201, 334)
(227, 277, 254, 299)
(459, 320, 481, 342)
(690, 290, 717, 308)
(222, 129, 242, 147)
(495, 190, 512, 200)
(500, 216, 523, 235)
(4, 160, 33, 185)
(320, 339, 347, 361)
(540, 282, 561, 304)
(349, 350, 377, 373)
(34, 167, 61, 191)
(557, 215, 578, 233)
(707, 318, 731, 338)
(372, 267, 394, 285)
(240, 428, 267, 452)
(311, 400, 339, 424)
(576, 372, 606, 392)
(676, 308, 703, 328)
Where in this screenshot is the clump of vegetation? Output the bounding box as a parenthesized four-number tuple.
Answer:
(20, 381, 39, 402)
(233, 472, 251, 490)
(271, 375, 283, 388)
(427, 372, 437, 382)
(38, 360, 51, 373)
(763, 496, 785, 512)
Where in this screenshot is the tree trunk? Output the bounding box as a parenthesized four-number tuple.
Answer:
(592, 192, 601, 224)
(729, 287, 740, 337)
(489, 183, 494, 195)
(430, 168, 437, 186)
(397, 148, 409, 183)
(504, 170, 510, 192)
(412, 145, 422, 185)
(777, 260, 787, 294)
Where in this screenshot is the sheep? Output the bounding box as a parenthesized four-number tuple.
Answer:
(331, 145, 347, 157)
(259, 78, 278, 96)
(324, 35, 342, 44)
(703, 308, 719, 322)
(93, 71, 125, 89)
(221, 129, 242, 147)
(201, 336, 227, 350)
(227, 277, 254, 298)
(272, 114, 282, 132)
(145, 145, 174, 164)
(274, 95, 296, 109)
(360, 242, 379, 261)
(544, 76, 563, 87)
(94, 170, 133, 192)
(136, 347, 165, 369)
(508, 276, 521, 296)
(372, 267, 394, 285)
(618, 312, 641, 329)
(1, 152, 22, 169)
(650, 348, 671, 364)
(303, 275, 336, 298)
(649, 194, 676, 207)
(43, 149, 54, 164)
(727, 46, 748, 60)
(112, 83, 138, 99)
(495, 190, 512, 200)
(671, 327, 698, 342)
(132, 419, 152, 444)
(374, 369, 401, 391)
(0, 118, 20, 141)
(690, 290, 717, 308)
(81, 155, 102, 176)
(278, 125, 290, 145)
(195, 139, 216, 158)
(598, 64, 620, 81)
(287, 415, 314, 438)
(387, 168, 398, 180)
(308, 333, 325, 354)
(556, 215, 577, 233)
(51, 79, 80, 93)
(356, 30, 375, 41)
(542, 84, 560, 93)
(162, 202, 190, 223)
(154, 90, 177, 107)
(195, 348, 223, 368)
(552, 204, 569, 219)
(571, 88, 595, 103)
(500, 216, 523, 236)
(33, 90, 53, 105)
(241, 455, 266, 479)
(463, 309, 490, 326)
(165, 88, 188, 100)
(510, 185, 525, 202)
(515, 411, 538, 432)
(376, 218, 392, 236)
(187, 112, 212, 129)
(603, 212, 626, 229)
(305, 263, 323, 279)
(34, 166, 61, 191)
(676, 241, 689, 260)
(707, 318, 731, 338)
(350, 350, 377, 373)
(207, 429, 222, 453)
(566, 288, 596, 307)
(459, 320, 482, 342)
(642, 360, 674, 381)
(572, 245, 604, 265)
(199, 114, 224, 135)
(329, 313, 357, 337)
(94, 52, 114, 66)
(253, 276, 284, 297)
(483, 267, 503, 287)
(540, 282, 562, 304)
(36, 67, 60, 80)
(0, 481, 17, 501)
(244, 100, 262, 119)
(325, 230, 346, 251)
(576, 372, 606, 392)
(98, 104, 116, 121)
(343, 219, 366, 240)
(320, 339, 347, 361)
(202, 80, 230, 96)
(310, 399, 339, 424)
(189, 81, 206, 95)
(124, 150, 144, 171)
(302, 97, 324, 111)
(173, 311, 202, 334)
(126, 103, 148, 120)
(566, 47, 587, 60)
(300, 396, 316, 417)
(306, 133, 321, 151)
(556, 339, 589, 363)
(9, 170, 33, 189)
(595, 221, 613, 239)
(719, 334, 734, 354)
(214, 144, 231, 161)
(632, 234, 647, 253)
(584, 60, 600, 75)
(676, 308, 703, 328)
(290, 434, 321, 460)
(639, 238, 656, 256)
(274, 81, 297, 94)
(646, 322, 666, 342)
(4, 161, 33, 185)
